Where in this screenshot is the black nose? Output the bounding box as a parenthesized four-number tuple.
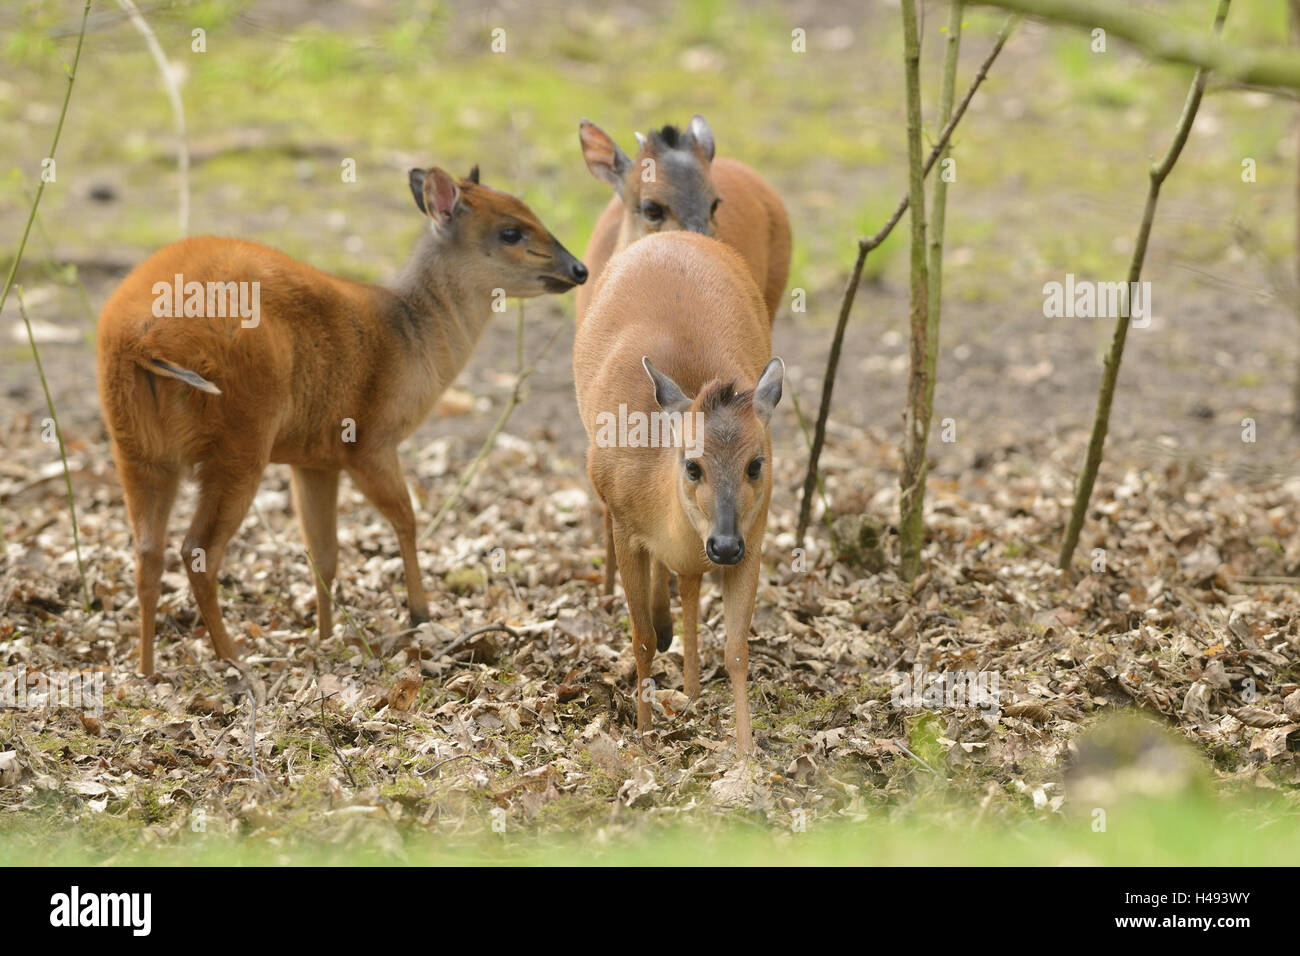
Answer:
(706, 534, 744, 566)
(570, 260, 588, 284)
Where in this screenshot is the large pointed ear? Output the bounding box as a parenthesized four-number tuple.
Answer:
(579, 120, 632, 195)
(642, 357, 693, 414)
(467, 164, 480, 184)
(419, 166, 461, 227)
(408, 168, 428, 214)
(687, 114, 716, 162)
(753, 357, 784, 425)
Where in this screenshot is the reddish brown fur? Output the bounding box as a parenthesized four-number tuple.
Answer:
(575, 120, 791, 325)
(574, 232, 781, 754)
(99, 167, 585, 674)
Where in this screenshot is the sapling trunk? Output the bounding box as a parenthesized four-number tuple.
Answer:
(2, 1, 93, 609)
(903, 1, 964, 586)
(897, 0, 932, 585)
(1058, 0, 1231, 571)
(1291, 0, 1300, 428)
(795, 15, 1015, 545)
(927, 3, 963, 418)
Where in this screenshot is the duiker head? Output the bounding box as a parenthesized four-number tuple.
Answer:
(642, 357, 784, 566)
(579, 115, 720, 239)
(408, 165, 587, 296)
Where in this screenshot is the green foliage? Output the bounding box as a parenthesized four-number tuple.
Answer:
(4, 790, 1296, 866)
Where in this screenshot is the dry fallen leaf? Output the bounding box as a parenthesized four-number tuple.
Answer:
(434, 387, 476, 417)
(1249, 725, 1298, 760)
(653, 689, 690, 717)
(618, 766, 659, 807)
(1283, 690, 1300, 722)
(386, 667, 424, 712)
(1231, 706, 1289, 729)
(0, 751, 20, 788)
(1181, 681, 1212, 721)
(1003, 702, 1052, 724)
(709, 761, 759, 808)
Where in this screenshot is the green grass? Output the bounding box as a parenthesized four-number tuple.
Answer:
(3, 791, 1296, 865)
(5, 0, 1291, 307)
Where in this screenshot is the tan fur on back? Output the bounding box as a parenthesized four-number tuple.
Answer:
(575, 231, 769, 557)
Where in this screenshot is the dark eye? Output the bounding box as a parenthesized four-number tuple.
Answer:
(499, 227, 524, 244)
(641, 201, 664, 223)
(746, 457, 763, 480)
(710, 198, 722, 215)
(684, 459, 703, 482)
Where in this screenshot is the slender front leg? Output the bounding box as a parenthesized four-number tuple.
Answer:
(721, 552, 762, 755)
(612, 527, 656, 734)
(650, 559, 674, 652)
(184, 460, 266, 663)
(679, 572, 702, 698)
(291, 466, 340, 638)
(346, 449, 429, 625)
(602, 505, 617, 595)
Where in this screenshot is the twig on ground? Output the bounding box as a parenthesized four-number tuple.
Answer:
(314, 693, 358, 789)
(894, 740, 939, 775)
(415, 753, 482, 778)
(419, 308, 565, 542)
(16, 288, 91, 610)
(422, 623, 525, 677)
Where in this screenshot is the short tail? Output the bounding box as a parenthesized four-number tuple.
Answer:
(144, 358, 221, 395)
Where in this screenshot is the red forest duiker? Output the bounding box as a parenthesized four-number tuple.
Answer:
(97, 164, 586, 675)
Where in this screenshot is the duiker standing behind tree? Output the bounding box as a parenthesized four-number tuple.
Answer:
(575, 115, 791, 324)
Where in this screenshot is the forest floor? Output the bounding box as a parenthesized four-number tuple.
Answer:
(1, 0, 1299, 862)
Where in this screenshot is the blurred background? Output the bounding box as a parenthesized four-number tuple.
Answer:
(2, 0, 1298, 474)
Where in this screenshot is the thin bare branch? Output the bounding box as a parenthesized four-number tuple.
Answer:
(1058, 0, 1231, 570)
(796, 15, 1017, 544)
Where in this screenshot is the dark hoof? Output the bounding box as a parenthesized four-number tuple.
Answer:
(409, 610, 430, 627)
(655, 620, 673, 653)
